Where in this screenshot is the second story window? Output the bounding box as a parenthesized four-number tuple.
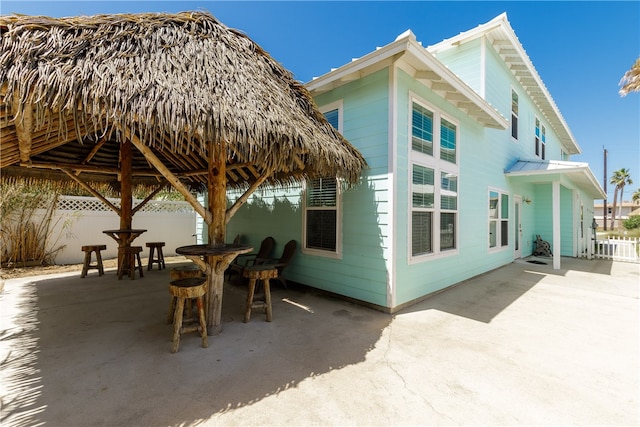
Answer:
(535, 117, 546, 159)
(511, 89, 519, 140)
(410, 98, 459, 260)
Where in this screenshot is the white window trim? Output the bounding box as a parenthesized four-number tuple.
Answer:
(511, 88, 519, 142)
(534, 115, 548, 160)
(301, 179, 343, 259)
(302, 100, 344, 260)
(488, 187, 510, 253)
(319, 100, 343, 134)
(408, 95, 460, 264)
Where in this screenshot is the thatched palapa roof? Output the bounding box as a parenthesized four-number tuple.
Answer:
(0, 11, 366, 192)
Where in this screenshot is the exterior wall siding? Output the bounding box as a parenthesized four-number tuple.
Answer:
(433, 38, 482, 94)
(225, 26, 598, 311)
(225, 69, 391, 307)
(394, 69, 514, 307)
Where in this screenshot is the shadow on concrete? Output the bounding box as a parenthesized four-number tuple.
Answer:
(396, 263, 546, 324)
(1, 260, 391, 427)
(516, 256, 615, 276)
(397, 257, 636, 324)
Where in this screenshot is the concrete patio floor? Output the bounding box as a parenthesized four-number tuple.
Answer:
(1, 256, 638, 426)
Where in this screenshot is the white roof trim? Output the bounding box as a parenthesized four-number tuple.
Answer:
(306, 31, 508, 130)
(428, 13, 581, 155)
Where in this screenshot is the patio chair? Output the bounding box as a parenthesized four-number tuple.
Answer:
(226, 236, 275, 282)
(254, 239, 297, 288)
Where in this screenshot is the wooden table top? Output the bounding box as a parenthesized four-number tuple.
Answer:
(103, 229, 147, 234)
(175, 243, 253, 257)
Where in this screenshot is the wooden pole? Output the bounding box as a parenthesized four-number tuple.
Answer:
(603, 147, 608, 231)
(116, 138, 134, 276)
(207, 140, 227, 335)
(120, 139, 133, 230)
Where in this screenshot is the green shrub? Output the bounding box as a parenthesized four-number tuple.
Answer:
(623, 215, 640, 230)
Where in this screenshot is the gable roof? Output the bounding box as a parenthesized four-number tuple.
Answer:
(428, 13, 581, 155)
(306, 30, 508, 130)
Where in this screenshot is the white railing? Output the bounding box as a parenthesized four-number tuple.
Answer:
(594, 237, 639, 263)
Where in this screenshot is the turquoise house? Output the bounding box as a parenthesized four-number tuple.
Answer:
(223, 13, 605, 312)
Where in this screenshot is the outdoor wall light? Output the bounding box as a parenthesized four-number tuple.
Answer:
(523, 197, 532, 205)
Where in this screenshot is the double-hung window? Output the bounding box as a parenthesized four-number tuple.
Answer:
(535, 117, 546, 159)
(303, 102, 342, 257)
(489, 190, 509, 249)
(305, 177, 338, 252)
(410, 99, 458, 259)
(511, 89, 519, 140)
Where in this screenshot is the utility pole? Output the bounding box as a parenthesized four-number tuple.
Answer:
(603, 147, 608, 231)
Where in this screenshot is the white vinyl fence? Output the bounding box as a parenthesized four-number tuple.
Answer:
(593, 236, 639, 263)
(27, 195, 198, 265)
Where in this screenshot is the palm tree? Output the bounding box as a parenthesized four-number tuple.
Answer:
(632, 188, 640, 205)
(610, 168, 633, 229)
(620, 58, 640, 96)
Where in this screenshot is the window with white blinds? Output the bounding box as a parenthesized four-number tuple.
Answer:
(304, 102, 343, 257)
(305, 178, 337, 252)
(410, 98, 459, 259)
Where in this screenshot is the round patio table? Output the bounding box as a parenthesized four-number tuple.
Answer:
(103, 229, 147, 275)
(176, 243, 253, 335)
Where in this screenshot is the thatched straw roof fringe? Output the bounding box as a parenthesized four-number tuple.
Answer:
(1, 11, 366, 190)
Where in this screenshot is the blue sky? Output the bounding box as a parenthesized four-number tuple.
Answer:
(2, 1, 639, 201)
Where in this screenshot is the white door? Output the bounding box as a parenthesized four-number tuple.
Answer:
(514, 196, 522, 259)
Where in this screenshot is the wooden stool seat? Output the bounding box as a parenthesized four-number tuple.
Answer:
(169, 264, 203, 281)
(81, 245, 106, 278)
(167, 265, 204, 324)
(168, 277, 208, 353)
(243, 265, 277, 323)
(118, 246, 144, 280)
(146, 242, 166, 271)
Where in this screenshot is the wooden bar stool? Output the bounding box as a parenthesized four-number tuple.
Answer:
(169, 277, 208, 353)
(80, 245, 106, 278)
(146, 242, 166, 271)
(243, 265, 277, 323)
(167, 265, 203, 324)
(117, 246, 144, 280)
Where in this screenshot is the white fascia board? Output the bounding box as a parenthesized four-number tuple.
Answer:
(427, 13, 507, 53)
(306, 36, 411, 93)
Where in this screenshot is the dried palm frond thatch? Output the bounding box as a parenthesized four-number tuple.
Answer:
(0, 11, 366, 191)
(619, 58, 640, 96)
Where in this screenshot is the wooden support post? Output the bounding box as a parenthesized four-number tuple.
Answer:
(207, 140, 227, 335)
(120, 139, 133, 230)
(118, 139, 133, 274)
(12, 94, 33, 164)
